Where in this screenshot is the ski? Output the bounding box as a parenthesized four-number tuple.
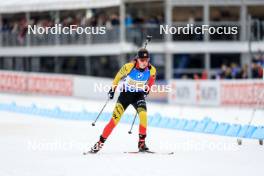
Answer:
(124, 151, 174, 155)
(83, 151, 174, 155)
(83, 151, 97, 155)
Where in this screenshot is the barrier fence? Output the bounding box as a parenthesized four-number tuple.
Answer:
(0, 70, 264, 108)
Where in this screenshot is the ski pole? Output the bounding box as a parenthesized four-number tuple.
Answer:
(237, 84, 264, 145)
(128, 112, 138, 134)
(92, 98, 110, 126)
(143, 35, 152, 49)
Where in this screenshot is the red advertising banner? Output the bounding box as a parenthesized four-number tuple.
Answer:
(220, 81, 264, 107)
(0, 71, 73, 96)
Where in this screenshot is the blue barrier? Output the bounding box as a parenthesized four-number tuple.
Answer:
(251, 127, 264, 139)
(184, 120, 198, 131)
(204, 121, 218, 134)
(149, 113, 161, 126)
(0, 102, 263, 140)
(237, 125, 257, 138)
(158, 117, 170, 128)
(193, 118, 211, 132)
(167, 119, 179, 129)
(174, 119, 187, 130)
(215, 123, 230, 135)
(147, 114, 154, 125)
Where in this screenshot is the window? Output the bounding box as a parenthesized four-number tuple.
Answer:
(173, 54, 205, 79)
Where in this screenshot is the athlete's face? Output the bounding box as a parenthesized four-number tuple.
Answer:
(137, 58, 149, 69)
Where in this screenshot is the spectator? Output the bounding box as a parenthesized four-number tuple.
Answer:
(252, 61, 263, 79)
(240, 64, 249, 79)
(217, 64, 227, 79)
(125, 14, 133, 27)
(224, 67, 232, 79)
(230, 62, 241, 78)
(201, 70, 208, 80)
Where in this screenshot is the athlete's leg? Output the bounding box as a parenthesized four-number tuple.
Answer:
(101, 101, 126, 139)
(137, 103, 147, 136)
(133, 95, 147, 135)
(132, 94, 149, 151)
(90, 93, 129, 153)
(100, 92, 130, 140)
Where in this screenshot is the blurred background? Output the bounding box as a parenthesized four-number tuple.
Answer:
(0, 0, 263, 81)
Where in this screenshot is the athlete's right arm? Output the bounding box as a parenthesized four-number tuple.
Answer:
(112, 62, 134, 89)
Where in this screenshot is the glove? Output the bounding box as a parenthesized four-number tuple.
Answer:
(108, 88, 115, 99)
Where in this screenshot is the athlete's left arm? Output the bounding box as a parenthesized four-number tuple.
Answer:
(146, 65, 156, 92)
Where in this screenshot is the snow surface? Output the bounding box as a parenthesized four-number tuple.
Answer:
(0, 93, 263, 176)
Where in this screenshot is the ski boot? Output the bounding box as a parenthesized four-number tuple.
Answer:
(90, 136, 106, 153)
(138, 134, 149, 152)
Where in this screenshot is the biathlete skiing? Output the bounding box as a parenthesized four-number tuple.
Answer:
(89, 46, 157, 153)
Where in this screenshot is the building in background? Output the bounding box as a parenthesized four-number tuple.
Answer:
(0, 0, 263, 80)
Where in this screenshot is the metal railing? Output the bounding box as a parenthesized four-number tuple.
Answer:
(172, 21, 241, 41)
(126, 24, 164, 45)
(171, 22, 204, 41)
(208, 21, 241, 41)
(2, 31, 27, 46)
(0, 20, 263, 47)
(249, 19, 264, 41)
(173, 68, 205, 79)
(0, 26, 120, 47)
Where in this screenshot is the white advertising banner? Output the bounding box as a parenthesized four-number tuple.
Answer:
(73, 76, 112, 100)
(169, 79, 264, 108)
(168, 80, 196, 105)
(196, 81, 220, 106)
